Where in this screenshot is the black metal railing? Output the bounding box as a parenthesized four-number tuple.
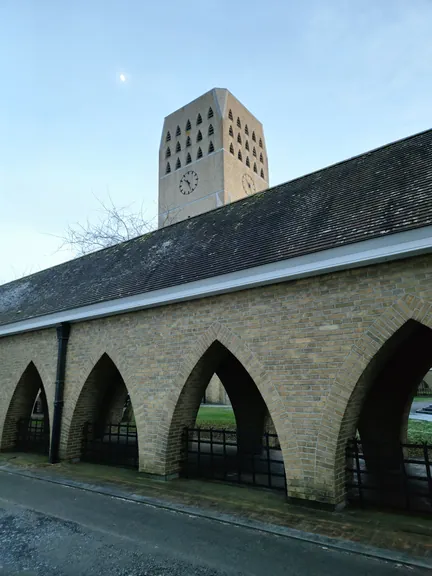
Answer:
(15, 418, 49, 455)
(81, 422, 138, 469)
(181, 427, 286, 493)
(346, 438, 432, 514)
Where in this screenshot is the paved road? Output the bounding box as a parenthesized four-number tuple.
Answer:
(0, 471, 425, 576)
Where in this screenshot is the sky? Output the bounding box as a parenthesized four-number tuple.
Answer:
(0, 0, 431, 284)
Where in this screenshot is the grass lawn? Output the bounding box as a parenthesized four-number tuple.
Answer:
(413, 396, 432, 402)
(407, 420, 432, 444)
(196, 406, 432, 445)
(196, 406, 236, 428)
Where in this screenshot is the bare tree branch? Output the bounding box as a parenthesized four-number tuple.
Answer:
(59, 195, 177, 256)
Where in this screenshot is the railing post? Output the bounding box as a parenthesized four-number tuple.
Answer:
(353, 439, 364, 509)
(423, 443, 432, 507)
(266, 433, 272, 489)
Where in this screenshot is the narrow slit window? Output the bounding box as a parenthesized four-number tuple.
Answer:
(245, 141, 249, 151)
(252, 131, 256, 142)
(228, 109, 233, 120)
(166, 162, 171, 174)
(245, 124, 249, 136)
(246, 156, 250, 167)
(252, 146, 257, 157)
(165, 147, 171, 158)
(208, 107, 214, 119)
(229, 125, 234, 137)
(197, 130, 202, 142)
(237, 117, 241, 128)
(253, 162, 257, 173)
(259, 152, 264, 163)
(197, 147, 203, 159)
(208, 124, 214, 136)
(186, 136, 191, 147)
(196, 113, 202, 125)
(259, 138, 263, 148)
(208, 141, 214, 154)
(229, 143, 234, 155)
(185, 119, 191, 131)
(186, 153, 192, 165)
(175, 158, 181, 170)
(238, 150, 242, 161)
(166, 131, 171, 142)
(237, 133, 242, 144)
(260, 168, 265, 178)
(176, 125, 181, 137)
(175, 141, 181, 153)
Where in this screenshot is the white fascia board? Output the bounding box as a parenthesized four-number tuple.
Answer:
(1, 225, 432, 338)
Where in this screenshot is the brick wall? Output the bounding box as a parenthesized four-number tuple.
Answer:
(1, 254, 432, 506)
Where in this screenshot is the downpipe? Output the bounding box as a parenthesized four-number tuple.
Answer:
(49, 322, 71, 464)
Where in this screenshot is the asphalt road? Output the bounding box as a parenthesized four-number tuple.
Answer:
(0, 470, 425, 576)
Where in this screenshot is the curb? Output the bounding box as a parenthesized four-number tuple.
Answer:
(0, 462, 430, 571)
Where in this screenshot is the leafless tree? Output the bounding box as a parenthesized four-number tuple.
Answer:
(59, 195, 177, 256)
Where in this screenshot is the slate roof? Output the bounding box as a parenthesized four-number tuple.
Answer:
(1, 128, 432, 328)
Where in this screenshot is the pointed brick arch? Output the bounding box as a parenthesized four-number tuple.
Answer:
(152, 322, 302, 487)
(62, 351, 140, 460)
(0, 361, 50, 451)
(315, 294, 432, 504)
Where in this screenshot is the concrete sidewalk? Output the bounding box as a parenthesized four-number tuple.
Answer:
(0, 452, 431, 565)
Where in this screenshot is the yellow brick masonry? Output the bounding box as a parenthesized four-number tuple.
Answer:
(1, 253, 432, 506)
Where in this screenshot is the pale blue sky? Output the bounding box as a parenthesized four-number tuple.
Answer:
(0, 0, 431, 283)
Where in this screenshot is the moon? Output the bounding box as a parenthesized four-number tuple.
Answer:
(119, 73, 126, 83)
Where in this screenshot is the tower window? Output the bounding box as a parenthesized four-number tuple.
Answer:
(252, 146, 257, 157)
(196, 113, 202, 125)
(176, 125, 181, 137)
(166, 131, 171, 142)
(165, 147, 171, 158)
(260, 168, 265, 179)
(245, 124, 249, 136)
(208, 107, 214, 119)
(238, 150, 242, 162)
(166, 162, 171, 174)
(246, 156, 250, 167)
(186, 136, 191, 147)
(228, 109, 233, 120)
(229, 143, 234, 155)
(259, 152, 264, 163)
(186, 119, 191, 131)
(197, 147, 203, 159)
(229, 125, 234, 137)
(175, 141, 181, 153)
(186, 152, 192, 165)
(197, 130, 202, 142)
(237, 133, 242, 145)
(175, 158, 181, 170)
(252, 131, 256, 142)
(245, 140, 249, 151)
(259, 138, 263, 148)
(208, 124, 214, 136)
(208, 141, 214, 154)
(253, 162, 257, 173)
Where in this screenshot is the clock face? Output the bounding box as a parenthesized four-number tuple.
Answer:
(242, 173, 256, 195)
(179, 170, 199, 195)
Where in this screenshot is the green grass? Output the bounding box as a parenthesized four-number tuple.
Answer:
(413, 396, 432, 402)
(407, 420, 432, 444)
(195, 406, 432, 445)
(196, 406, 236, 428)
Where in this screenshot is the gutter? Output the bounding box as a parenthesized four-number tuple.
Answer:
(2, 225, 432, 338)
(49, 322, 71, 464)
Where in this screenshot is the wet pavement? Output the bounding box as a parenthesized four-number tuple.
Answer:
(0, 470, 426, 576)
